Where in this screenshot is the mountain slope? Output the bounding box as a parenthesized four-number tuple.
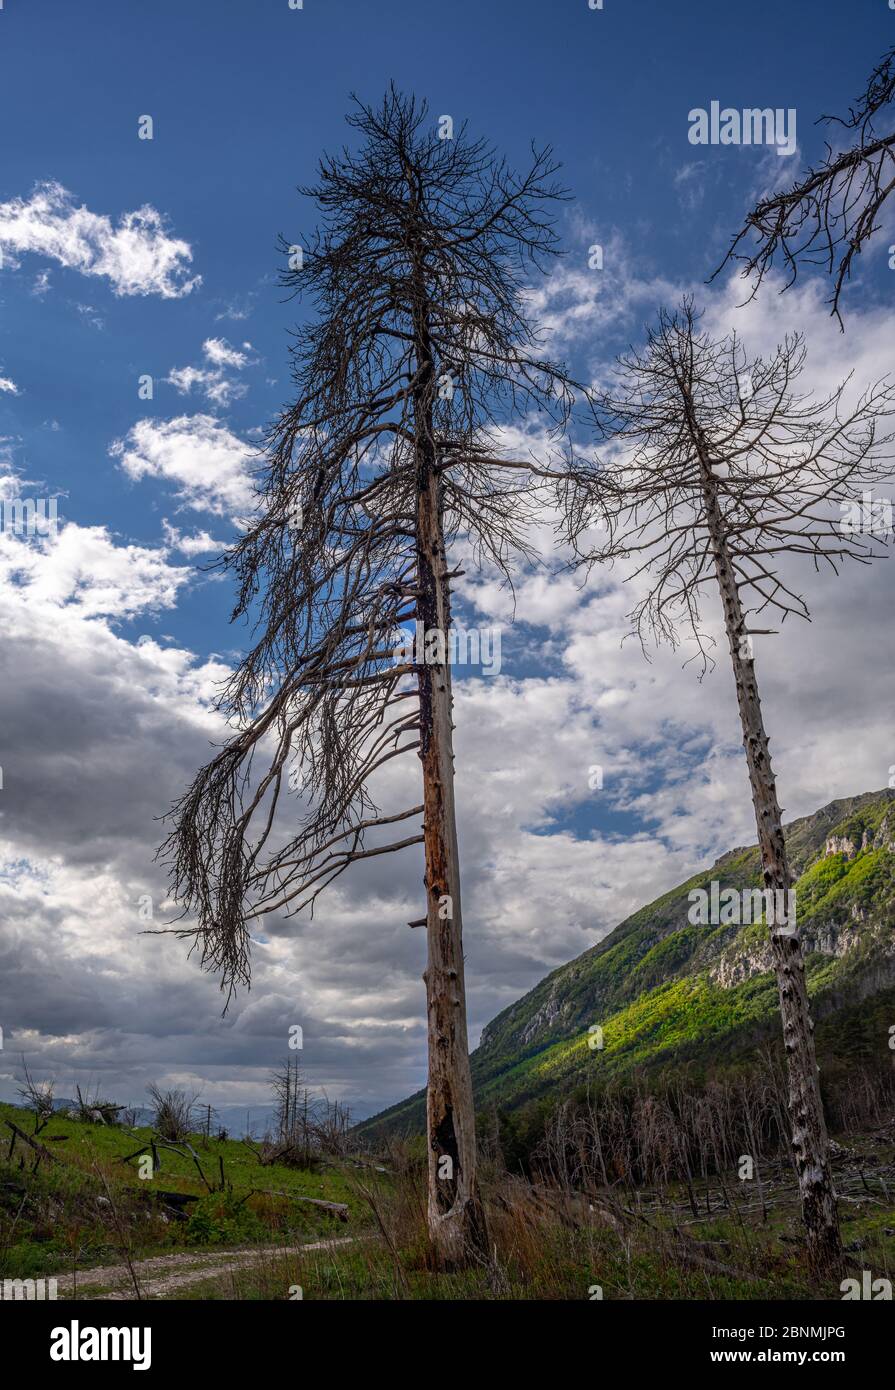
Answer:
(357, 788, 895, 1139)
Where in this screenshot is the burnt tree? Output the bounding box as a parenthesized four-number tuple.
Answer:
(161, 88, 577, 1265)
(715, 46, 895, 325)
(562, 298, 895, 1274)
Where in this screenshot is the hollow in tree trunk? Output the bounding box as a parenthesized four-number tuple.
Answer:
(411, 242, 488, 1267)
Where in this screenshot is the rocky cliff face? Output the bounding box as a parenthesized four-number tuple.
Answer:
(824, 812, 895, 859)
(708, 910, 890, 989)
(357, 788, 895, 1139)
(710, 808, 895, 988)
(516, 985, 574, 1046)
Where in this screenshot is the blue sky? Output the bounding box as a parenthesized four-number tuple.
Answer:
(1, 0, 893, 1121)
(0, 0, 888, 653)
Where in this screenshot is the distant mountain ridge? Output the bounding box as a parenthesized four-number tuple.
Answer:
(357, 788, 895, 1139)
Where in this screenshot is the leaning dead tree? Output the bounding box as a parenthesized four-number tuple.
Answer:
(562, 299, 895, 1274)
(161, 87, 577, 1265)
(714, 46, 895, 325)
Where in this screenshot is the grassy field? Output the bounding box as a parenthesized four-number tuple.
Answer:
(0, 1100, 366, 1282)
(165, 1154, 895, 1301)
(3, 1100, 893, 1300)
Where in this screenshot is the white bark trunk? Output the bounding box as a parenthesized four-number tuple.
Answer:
(689, 408, 842, 1273)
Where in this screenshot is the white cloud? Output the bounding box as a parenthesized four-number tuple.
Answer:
(0, 181, 199, 298)
(111, 414, 257, 519)
(0, 523, 191, 619)
(672, 159, 710, 212)
(0, 376, 19, 395)
(214, 295, 255, 322)
(523, 232, 680, 363)
(165, 337, 255, 407)
(2, 244, 894, 1122)
(73, 301, 104, 331)
(203, 337, 249, 369)
(162, 519, 227, 556)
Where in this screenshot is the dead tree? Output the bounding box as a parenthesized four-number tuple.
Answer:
(271, 1057, 312, 1165)
(146, 1083, 200, 1142)
(161, 87, 578, 1265)
(562, 298, 895, 1273)
(714, 46, 895, 325)
(313, 1095, 353, 1157)
(73, 1085, 124, 1126)
(17, 1058, 55, 1134)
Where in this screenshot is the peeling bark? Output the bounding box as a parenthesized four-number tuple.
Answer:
(410, 227, 487, 1267)
(689, 401, 843, 1274)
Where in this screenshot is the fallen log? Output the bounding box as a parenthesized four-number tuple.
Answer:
(521, 1179, 761, 1283)
(143, 1188, 200, 1209)
(248, 1189, 349, 1220)
(3, 1119, 61, 1164)
(150, 1189, 201, 1220)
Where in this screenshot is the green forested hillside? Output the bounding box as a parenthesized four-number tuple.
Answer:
(358, 789, 895, 1140)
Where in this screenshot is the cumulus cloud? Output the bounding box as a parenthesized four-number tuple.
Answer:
(161, 519, 228, 557)
(0, 181, 199, 298)
(111, 414, 257, 519)
(523, 231, 680, 359)
(202, 338, 250, 370)
(166, 337, 255, 407)
(0, 376, 19, 395)
(0, 529, 248, 1113)
(1, 247, 894, 1122)
(0, 522, 191, 619)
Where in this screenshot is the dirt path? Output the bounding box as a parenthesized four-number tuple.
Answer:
(54, 1237, 356, 1300)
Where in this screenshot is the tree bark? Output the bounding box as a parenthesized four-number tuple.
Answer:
(689, 405, 842, 1275)
(408, 218, 488, 1266)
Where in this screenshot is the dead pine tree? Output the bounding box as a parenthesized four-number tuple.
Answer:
(561, 298, 895, 1274)
(271, 1057, 312, 1165)
(713, 45, 895, 325)
(160, 87, 578, 1267)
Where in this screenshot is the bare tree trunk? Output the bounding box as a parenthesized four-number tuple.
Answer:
(410, 242, 487, 1267)
(691, 411, 842, 1274)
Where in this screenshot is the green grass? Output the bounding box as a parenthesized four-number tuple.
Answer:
(4, 1109, 893, 1302)
(364, 792, 895, 1142)
(0, 1101, 366, 1278)
(162, 1179, 895, 1302)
